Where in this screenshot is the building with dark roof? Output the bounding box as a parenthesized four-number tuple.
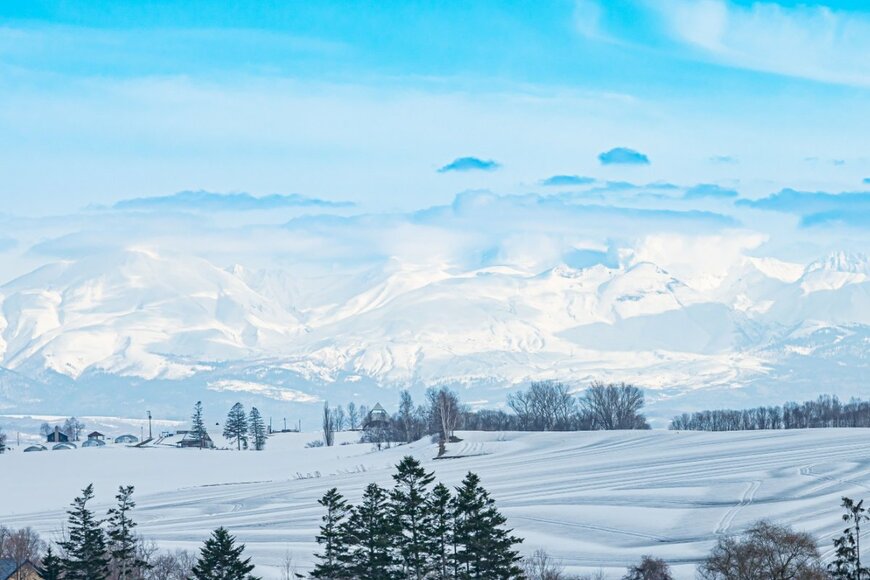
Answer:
(0, 559, 40, 580)
(46, 426, 69, 443)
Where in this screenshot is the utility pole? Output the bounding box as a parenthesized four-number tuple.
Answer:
(147, 410, 152, 440)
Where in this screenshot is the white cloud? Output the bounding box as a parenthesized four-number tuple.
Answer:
(651, 0, 870, 87)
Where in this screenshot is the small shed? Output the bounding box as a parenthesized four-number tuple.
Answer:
(87, 431, 106, 441)
(178, 431, 214, 449)
(0, 559, 41, 580)
(114, 434, 139, 444)
(46, 426, 69, 443)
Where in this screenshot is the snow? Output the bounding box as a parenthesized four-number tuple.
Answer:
(0, 248, 868, 416)
(1, 429, 868, 579)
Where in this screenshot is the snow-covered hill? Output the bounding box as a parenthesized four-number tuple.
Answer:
(0, 248, 867, 416)
(1, 429, 868, 579)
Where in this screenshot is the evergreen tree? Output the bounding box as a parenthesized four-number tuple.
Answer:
(311, 488, 352, 579)
(223, 403, 249, 450)
(59, 483, 110, 580)
(830, 497, 870, 580)
(191, 527, 259, 580)
(453, 472, 523, 580)
(39, 546, 63, 580)
(390, 456, 436, 579)
(106, 485, 149, 580)
(248, 407, 267, 451)
(192, 401, 208, 449)
(429, 482, 455, 580)
(345, 483, 398, 580)
(0, 427, 6, 453)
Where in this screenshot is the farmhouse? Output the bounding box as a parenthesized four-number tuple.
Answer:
(45, 426, 68, 443)
(87, 431, 105, 441)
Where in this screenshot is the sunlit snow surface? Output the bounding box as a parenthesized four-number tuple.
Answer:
(1, 429, 868, 579)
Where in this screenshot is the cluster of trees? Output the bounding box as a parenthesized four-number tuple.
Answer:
(464, 382, 649, 433)
(221, 402, 267, 451)
(37, 417, 86, 441)
(1, 483, 259, 580)
(322, 387, 464, 449)
(670, 395, 870, 431)
(312, 456, 523, 579)
(322, 382, 650, 450)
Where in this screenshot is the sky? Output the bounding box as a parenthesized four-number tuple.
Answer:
(0, 0, 867, 282)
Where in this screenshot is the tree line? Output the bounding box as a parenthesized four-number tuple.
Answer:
(670, 394, 870, 431)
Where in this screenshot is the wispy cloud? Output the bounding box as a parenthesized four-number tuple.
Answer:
(737, 189, 870, 214)
(437, 157, 501, 173)
(598, 147, 649, 166)
(683, 184, 738, 200)
(863, 178, 870, 185)
(649, 0, 870, 87)
(710, 155, 738, 164)
(112, 190, 354, 212)
(540, 175, 595, 187)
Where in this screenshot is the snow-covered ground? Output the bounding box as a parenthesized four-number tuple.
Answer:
(2, 428, 869, 578)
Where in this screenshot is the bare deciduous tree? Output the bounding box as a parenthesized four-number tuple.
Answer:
(1, 526, 45, 578)
(580, 382, 649, 430)
(699, 521, 827, 580)
(522, 549, 568, 580)
(426, 387, 464, 443)
(622, 555, 673, 580)
(508, 381, 577, 431)
(347, 402, 359, 431)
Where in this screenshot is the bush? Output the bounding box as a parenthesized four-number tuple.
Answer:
(698, 521, 827, 580)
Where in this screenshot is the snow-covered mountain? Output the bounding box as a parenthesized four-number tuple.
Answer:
(0, 248, 867, 416)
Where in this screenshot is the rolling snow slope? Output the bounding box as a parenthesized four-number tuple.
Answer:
(1, 429, 868, 579)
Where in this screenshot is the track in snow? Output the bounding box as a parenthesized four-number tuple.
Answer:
(1, 429, 869, 579)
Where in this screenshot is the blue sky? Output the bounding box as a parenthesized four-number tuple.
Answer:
(0, 1, 867, 282)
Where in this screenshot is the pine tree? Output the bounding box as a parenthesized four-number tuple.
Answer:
(345, 483, 398, 580)
(59, 483, 110, 580)
(248, 407, 267, 451)
(107, 485, 149, 580)
(311, 488, 352, 579)
(390, 456, 436, 579)
(223, 403, 249, 450)
(191, 527, 259, 580)
(830, 497, 870, 580)
(0, 427, 6, 454)
(453, 472, 524, 580)
(192, 401, 208, 449)
(39, 546, 63, 580)
(429, 482, 455, 580)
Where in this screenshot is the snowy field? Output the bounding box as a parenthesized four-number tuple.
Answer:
(1, 428, 869, 579)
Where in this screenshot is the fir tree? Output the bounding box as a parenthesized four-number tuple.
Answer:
(224, 403, 249, 450)
(429, 482, 455, 580)
(59, 483, 110, 580)
(345, 483, 399, 580)
(191, 527, 259, 580)
(453, 472, 524, 580)
(830, 497, 870, 580)
(191, 401, 208, 449)
(390, 456, 436, 579)
(311, 488, 351, 579)
(107, 485, 149, 580)
(39, 546, 63, 580)
(248, 407, 267, 451)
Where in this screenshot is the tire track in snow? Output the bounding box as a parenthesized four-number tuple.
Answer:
(714, 480, 761, 535)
